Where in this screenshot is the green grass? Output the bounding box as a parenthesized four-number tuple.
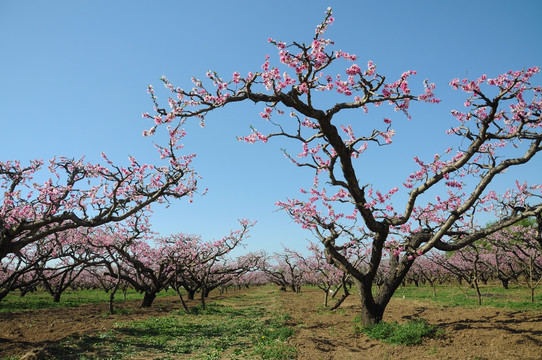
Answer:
(394, 284, 542, 311)
(0, 288, 174, 312)
(355, 317, 438, 345)
(40, 287, 296, 359)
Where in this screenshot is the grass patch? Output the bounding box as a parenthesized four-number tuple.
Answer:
(252, 316, 296, 359)
(355, 318, 438, 345)
(0, 288, 173, 312)
(42, 286, 296, 359)
(394, 284, 542, 311)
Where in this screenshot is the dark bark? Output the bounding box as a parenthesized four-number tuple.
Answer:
(109, 275, 122, 315)
(178, 291, 190, 313)
(52, 292, 61, 303)
(200, 287, 207, 310)
(499, 277, 510, 289)
(140, 292, 157, 308)
(330, 279, 350, 311)
(329, 292, 349, 310)
(353, 278, 384, 326)
(186, 289, 196, 300)
(109, 289, 116, 314)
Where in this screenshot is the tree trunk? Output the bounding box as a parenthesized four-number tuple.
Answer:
(109, 288, 117, 315)
(330, 281, 350, 311)
(359, 299, 384, 327)
(109, 279, 121, 315)
(353, 278, 384, 327)
(499, 277, 510, 289)
(329, 292, 349, 310)
(473, 251, 482, 306)
(140, 292, 156, 307)
(428, 279, 436, 297)
(53, 292, 61, 303)
(473, 277, 482, 306)
(200, 288, 207, 310)
(186, 289, 195, 300)
(178, 291, 190, 313)
(332, 283, 342, 299)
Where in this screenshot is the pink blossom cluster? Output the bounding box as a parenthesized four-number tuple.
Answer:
(276, 185, 359, 231)
(237, 127, 268, 143)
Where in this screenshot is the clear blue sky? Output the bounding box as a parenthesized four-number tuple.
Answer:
(1, 1, 541, 255)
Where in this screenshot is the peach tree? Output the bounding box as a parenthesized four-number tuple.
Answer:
(0, 116, 198, 260)
(145, 8, 542, 325)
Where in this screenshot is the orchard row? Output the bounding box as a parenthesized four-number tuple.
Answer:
(1, 217, 539, 313)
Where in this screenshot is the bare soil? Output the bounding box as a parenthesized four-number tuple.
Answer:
(279, 288, 542, 360)
(0, 288, 541, 359)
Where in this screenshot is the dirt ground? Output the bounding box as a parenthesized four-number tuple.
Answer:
(0, 293, 228, 359)
(0, 288, 541, 360)
(279, 289, 542, 360)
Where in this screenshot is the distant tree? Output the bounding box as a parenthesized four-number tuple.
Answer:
(487, 217, 542, 302)
(162, 219, 254, 310)
(433, 245, 489, 305)
(408, 254, 449, 296)
(297, 242, 343, 307)
(259, 247, 305, 293)
(93, 222, 173, 308)
(145, 8, 542, 325)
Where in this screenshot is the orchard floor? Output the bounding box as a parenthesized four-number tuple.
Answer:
(280, 289, 542, 360)
(0, 287, 540, 360)
(0, 292, 232, 359)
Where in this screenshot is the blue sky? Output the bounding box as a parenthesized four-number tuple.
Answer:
(1, 1, 541, 255)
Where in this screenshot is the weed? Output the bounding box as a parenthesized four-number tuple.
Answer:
(251, 313, 296, 359)
(356, 318, 438, 345)
(279, 313, 292, 321)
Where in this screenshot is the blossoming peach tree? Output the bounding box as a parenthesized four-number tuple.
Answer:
(145, 8, 542, 325)
(0, 117, 198, 260)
